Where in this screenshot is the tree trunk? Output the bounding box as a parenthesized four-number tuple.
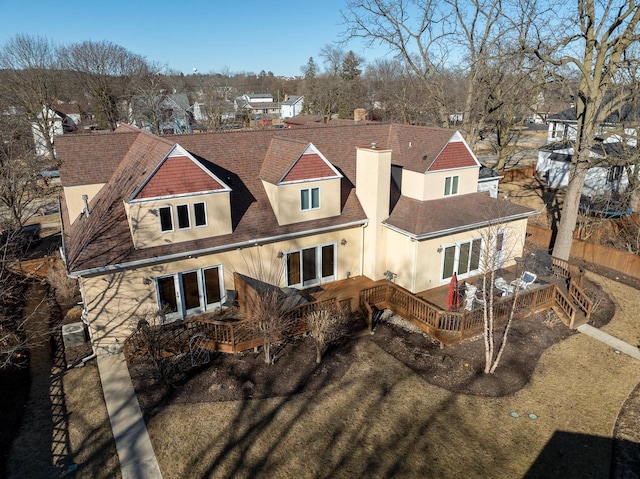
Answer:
(551, 159, 590, 260)
(315, 343, 322, 364)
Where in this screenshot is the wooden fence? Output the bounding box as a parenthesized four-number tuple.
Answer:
(527, 224, 640, 277)
(500, 164, 536, 182)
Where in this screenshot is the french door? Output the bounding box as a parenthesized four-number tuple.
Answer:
(441, 238, 482, 281)
(286, 243, 336, 287)
(156, 266, 223, 321)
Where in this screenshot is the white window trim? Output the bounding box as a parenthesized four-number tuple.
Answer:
(155, 265, 225, 320)
(439, 238, 483, 283)
(284, 242, 336, 288)
(176, 203, 191, 230)
(193, 201, 208, 228)
(300, 187, 321, 211)
(159, 206, 174, 232)
(444, 175, 460, 197)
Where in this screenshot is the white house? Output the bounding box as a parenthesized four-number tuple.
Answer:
(280, 95, 304, 119)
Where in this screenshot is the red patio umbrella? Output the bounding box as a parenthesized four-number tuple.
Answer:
(447, 272, 460, 311)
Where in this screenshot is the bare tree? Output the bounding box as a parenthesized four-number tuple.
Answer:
(0, 102, 45, 230)
(0, 34, 62, 161)
(306, 304, 349, 364)
(528, 0, 640, 260)
(60, 40, 151, 130)
(472, 203, 527, 374)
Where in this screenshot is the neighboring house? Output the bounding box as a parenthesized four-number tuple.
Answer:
(191, 100, 235, 124)
(280, 95, 304, 119)
(537, 104, 639, 198)
(130, 93, 192, 134)
(545, 106, 638, 144)
(31, 103, 83, 157)
(236, 93, 281, 119)
(58, 123, 537, 353)
(477, 166, 503, 198)
(537, 141, 637, 197)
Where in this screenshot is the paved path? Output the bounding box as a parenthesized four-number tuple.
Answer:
(97, 353, 163, 479)
(578, 324, 640, 360)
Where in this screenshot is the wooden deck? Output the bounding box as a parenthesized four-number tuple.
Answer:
(307, 276, 385, 311)
(417, 266, 563, 312)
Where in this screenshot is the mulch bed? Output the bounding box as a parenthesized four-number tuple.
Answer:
(129, 279, 616, 414)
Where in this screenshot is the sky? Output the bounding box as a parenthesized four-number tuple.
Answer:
(0, 0, 391, 77)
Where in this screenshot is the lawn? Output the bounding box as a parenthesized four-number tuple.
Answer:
(142, 273, 640, 479)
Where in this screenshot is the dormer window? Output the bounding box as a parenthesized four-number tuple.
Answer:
(159, 206, 173, 232)
(177, 204, 190, 229)
(301, 187, 320, 210)
(194, 202, 207, 227)
(444, 175, 459, 196)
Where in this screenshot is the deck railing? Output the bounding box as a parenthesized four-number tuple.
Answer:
(569, 281, 593, 319)
(124, 296, 352, 362)
(553, 287, 576, 327)
(359, 281, 558, 344)
(551, 256, 585, 287)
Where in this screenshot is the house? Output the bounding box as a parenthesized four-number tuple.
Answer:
(235, 93, 281, 119)
(31, 103, 83, 157)
(537, 105, 639, 198)
(545, 106, 638, 144)
(130, 93, 192, 134)
(280, 95, 304, 119)
(58, 123, 537, 353)
(537, 141, 637, 198)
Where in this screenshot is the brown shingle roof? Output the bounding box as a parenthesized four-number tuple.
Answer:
(385, 193, 537, 238)
(427, 141, 478, 171)
(282, 154, 338, 183)
(135, 156, 226, 199)
(59, 123, 495, 273)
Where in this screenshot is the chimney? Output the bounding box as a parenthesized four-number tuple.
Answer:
(82, 194, 90, 217)
(356, 145, 391, 279)
(354, 108, 366, 122)
(284, 94, 289, 102)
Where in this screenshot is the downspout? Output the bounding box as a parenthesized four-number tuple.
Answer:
(360, 223, 366, 277)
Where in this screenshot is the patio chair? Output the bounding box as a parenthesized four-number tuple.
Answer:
(511, 271, 537, 291)
(494, 277, 514, 296)
(464, 284, 486, 311)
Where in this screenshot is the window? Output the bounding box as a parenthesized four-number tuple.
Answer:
(194, 202, 207, 227)
(285, 244, 336, 287)
(441, 239, 482, 280)
(301, 187, 320, 210)
(156, 266, 224, 320)
(159, 206, 173, 232)
(444, 176, 459, 196)
(607, 166, 624, 182)
(177, 204, 190, 229)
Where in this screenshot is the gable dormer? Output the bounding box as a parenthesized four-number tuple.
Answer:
(261, 139, 343, 226)
(125, 144, 232, 248)
(400, 132, 480, 201)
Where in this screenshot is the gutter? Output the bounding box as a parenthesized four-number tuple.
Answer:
(69, 219, 369, 277)
(383, 210, 540, 241)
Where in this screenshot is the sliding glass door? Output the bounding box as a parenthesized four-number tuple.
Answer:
(441, 239, 482, 281)
(286, 243, 336, 287)
(156, 266, 223, 321)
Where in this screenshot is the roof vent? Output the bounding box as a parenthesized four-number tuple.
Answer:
(422, 154, 428, 161)
(371, 142, 377, 149)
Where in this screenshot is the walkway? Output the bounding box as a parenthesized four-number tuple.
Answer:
(97, 353, 163, 479)
(577, 324, 640, 360)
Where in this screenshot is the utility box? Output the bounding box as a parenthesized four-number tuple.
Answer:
(62, 322, 86, 348)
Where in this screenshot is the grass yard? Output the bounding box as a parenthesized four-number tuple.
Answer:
(143, 274, 640, 479)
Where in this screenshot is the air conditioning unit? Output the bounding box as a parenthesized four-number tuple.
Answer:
(62, 322, 86, 348)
